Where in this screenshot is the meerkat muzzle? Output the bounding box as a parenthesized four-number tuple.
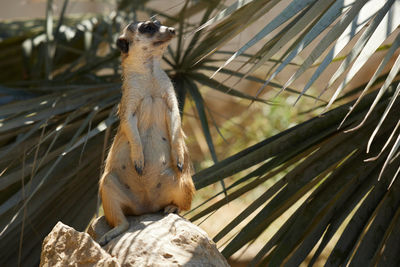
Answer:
(152, 26, 176, 46)
(167, 27, 176, 36)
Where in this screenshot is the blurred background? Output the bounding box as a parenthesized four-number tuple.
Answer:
(1, 0, 399, 266)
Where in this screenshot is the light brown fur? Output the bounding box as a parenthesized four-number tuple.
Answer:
(99, 21, 195, 245)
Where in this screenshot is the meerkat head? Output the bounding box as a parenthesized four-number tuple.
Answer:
(116, 20, 176, 60)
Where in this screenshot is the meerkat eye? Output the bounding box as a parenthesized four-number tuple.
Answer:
(153, 20, 161, 26)
(144, 24, 156, 32)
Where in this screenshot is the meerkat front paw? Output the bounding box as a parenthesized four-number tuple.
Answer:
(131, 151, 144, 175)
(177, 161, 183, 172)
(173, 151, 184, 173)
(171, 144, 184, 173)
(134, 160, 144, 175)
(164, 204, 180, 214)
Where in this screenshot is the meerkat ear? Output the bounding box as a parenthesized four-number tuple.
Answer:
(116, 37, 129, 53)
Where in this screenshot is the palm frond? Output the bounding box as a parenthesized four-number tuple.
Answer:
(196, 0, 400, 183)
(1, 0, 400, 266)
(191, 86, 399, 264)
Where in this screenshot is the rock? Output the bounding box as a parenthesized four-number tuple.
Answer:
(89, 213, 230, 267)
(40, 222, 120, 267)
(40, 214, 229, 267)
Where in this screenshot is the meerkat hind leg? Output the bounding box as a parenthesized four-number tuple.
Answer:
(99, 215, 129, 246)
(164, 204, 180, 214)
(99, 173, 132, 246)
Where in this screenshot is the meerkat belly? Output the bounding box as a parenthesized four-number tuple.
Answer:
(140, 127, 170, 168)
(109, 133, 178, 214)
(137, 96, 172, 169)
(111, 95, 179, 213)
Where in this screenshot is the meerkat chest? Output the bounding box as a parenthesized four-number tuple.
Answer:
(124, 80, 168, 130)
(128, 75, 169, 98)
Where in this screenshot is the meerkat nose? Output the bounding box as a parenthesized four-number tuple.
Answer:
(168, 27, 176, 35)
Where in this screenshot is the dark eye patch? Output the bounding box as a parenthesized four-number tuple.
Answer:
(138, 22, 158, 35)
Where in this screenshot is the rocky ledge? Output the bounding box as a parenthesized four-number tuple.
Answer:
(40, 213, 229, 267)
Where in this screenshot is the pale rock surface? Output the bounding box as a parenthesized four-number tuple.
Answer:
(89, 213, 230, 267)
(40, 213, 229, 267)
(40, 221, 120, 267)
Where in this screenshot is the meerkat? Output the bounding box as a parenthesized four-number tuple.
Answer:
(98, 20, 195, 245)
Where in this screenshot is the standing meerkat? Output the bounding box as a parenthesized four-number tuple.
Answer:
(99, 20, 195, 245)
